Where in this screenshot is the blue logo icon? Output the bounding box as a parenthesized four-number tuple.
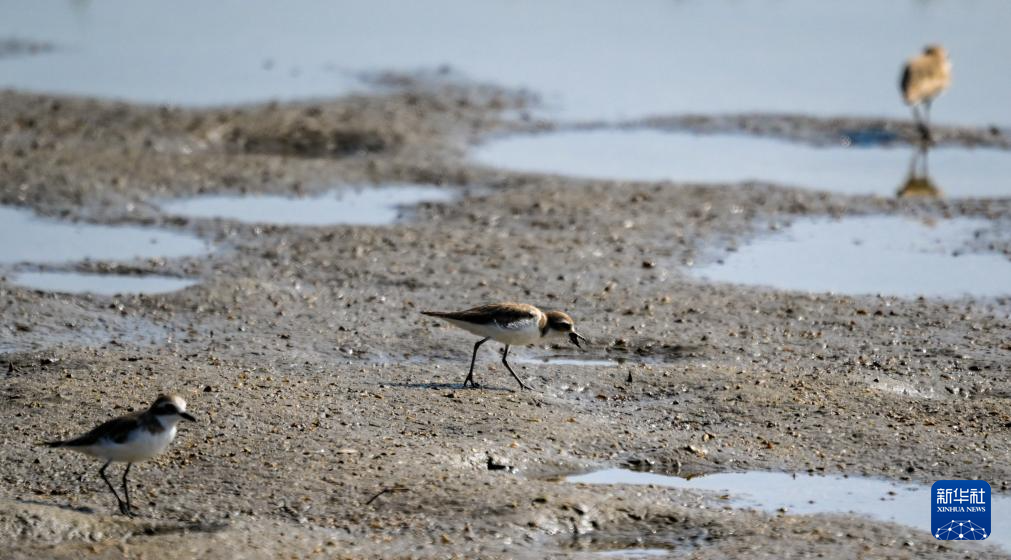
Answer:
(931, 480, 991, 541)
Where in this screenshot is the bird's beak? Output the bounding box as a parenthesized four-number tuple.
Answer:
(180, 412, 196, 422)
(569, 332, 589, 348)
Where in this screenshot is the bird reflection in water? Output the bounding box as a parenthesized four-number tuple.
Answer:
(897, 145, 942, 199)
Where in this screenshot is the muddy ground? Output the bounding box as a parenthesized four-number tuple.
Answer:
(1, 81, 1009, 559)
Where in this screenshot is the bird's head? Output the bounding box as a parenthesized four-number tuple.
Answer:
(544, 310, 590, 348)
(150, 394, 196, 424)
(924, 44, 947, 59)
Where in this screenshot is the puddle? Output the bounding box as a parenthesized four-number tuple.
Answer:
(1, 1, 1009, 124)
(691, 216, 1011, 298)
(0, 207, 208, 265)
(158, 185, 456, 226)
(567, 469, 1011, 552)
(472, 130, 1011, 199)
(6, 271, 197, 296)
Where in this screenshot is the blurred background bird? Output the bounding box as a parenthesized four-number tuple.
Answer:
(900, 44, 952, 143)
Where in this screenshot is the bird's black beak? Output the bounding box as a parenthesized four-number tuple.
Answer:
(180, 412, 196, 422)
(569, 332, 589, 348)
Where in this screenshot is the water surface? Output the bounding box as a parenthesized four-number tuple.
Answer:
(568, 469, 1010, 552)
(1, 1, 1008, 124)
(0, 206, 208, 264)
(158, 185, 456, 226)
(692, 216, 1011, 298)
(472, 130, 1011, 198)
(8, 271, 197, 295)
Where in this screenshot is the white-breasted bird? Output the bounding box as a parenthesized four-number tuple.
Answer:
(44, 394, 195, 516)
(422, 302, 588, 390)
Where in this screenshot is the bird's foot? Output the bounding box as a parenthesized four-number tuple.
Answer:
(118, 501, 135, 517)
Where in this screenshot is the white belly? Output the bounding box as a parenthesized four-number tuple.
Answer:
(446, 317, 543, 346)
(82, 427, 177, 463)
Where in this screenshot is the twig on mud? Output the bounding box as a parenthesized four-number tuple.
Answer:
(364, 486, 408, 506)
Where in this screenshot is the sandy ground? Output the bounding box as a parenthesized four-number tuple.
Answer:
(1, 80, 1010, 559)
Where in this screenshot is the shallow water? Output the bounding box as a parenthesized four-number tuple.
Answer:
(158, 185, 456, 226)
(692, 216, 1011, 298)
(0, 206, 209, 265)
(7, 271, 197, 295)
(472, 130, 1011, 199)
(567, 469, 1010, 552)
(1, 1, 1009, 124)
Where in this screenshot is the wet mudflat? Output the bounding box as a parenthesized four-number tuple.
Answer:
(0, 84, 1009, 560)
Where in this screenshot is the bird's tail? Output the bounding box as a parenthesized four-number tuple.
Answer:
(42, 440, 67, 448)
(421, 311, 451, 318)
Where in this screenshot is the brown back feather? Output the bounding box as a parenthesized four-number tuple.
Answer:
(45, 408, 164, 448)
(422, 303, 540, 326)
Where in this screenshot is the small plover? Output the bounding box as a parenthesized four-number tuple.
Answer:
(44, 394, 195, 516)
(901, 44, 951, 142)
(422, 303, 588, 390)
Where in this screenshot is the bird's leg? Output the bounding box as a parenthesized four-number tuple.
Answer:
(464, 338, 488, 388)
(98, 461, 127, 515)
(121, 463, 134, 517)
(921, 100, 934, 144)
(501, 345, 531, 391)
(910, 105, 926, 142)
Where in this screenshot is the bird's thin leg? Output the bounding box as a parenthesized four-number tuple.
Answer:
(464, 338, 488, 388)
(922, 100, 934, 143)
(501, 345, 531, 391)
(121, 463, 134, 516)
(98, 461, 126, 514)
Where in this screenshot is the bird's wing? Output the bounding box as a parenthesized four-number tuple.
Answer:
(436, 303, 539, 326)
(495, 314, 539, 331)
(57, 413, 142, 447)
(900, 63, 912, 97)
